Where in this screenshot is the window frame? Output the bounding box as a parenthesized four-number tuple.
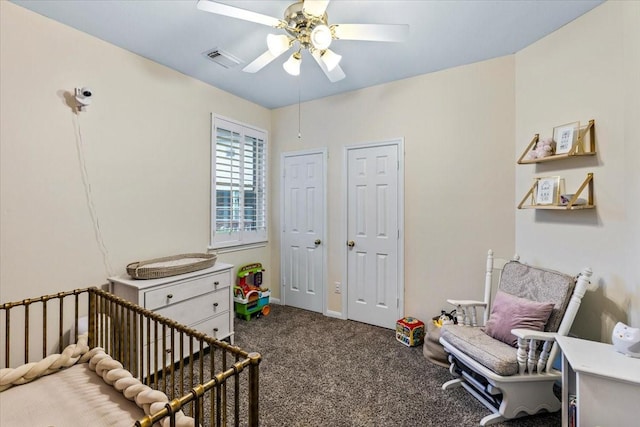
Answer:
(210, 114, 268, 250)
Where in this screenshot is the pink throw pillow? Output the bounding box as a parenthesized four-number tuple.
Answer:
(484, 291, 555, 347)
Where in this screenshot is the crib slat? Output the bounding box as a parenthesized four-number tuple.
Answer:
(24, 300, 29, 366)
(4, 309, 10, 368)
(59, 294, 65, 353)
(74, 292, 79, 343)
(248, 352, 261, 427)
(42, 296, 47, 360)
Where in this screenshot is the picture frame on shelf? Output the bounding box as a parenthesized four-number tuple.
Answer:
(553, 121, 580, 155)
(535, 176, 561, 205)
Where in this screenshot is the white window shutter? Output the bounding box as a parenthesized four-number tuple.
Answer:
(211, 116, 267, 248)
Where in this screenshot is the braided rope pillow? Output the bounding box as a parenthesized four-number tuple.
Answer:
(0, 333, 90, 391)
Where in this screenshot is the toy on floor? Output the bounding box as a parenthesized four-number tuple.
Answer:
(234, 263, 271, 321)
(396, 317, 425, 347)
(432, 309, 457, 327)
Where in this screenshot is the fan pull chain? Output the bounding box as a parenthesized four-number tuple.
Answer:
(298, 76, 302, 139)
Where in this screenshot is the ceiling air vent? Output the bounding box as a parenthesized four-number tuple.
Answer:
(203, 48, 242, 69)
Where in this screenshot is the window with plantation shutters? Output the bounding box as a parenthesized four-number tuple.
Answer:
(211, 115, 267, 248)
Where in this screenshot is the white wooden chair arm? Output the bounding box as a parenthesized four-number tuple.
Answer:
(446, 299, 487, 308)
(510, 329, 557, 342)
(446, 299, 487, 326)
(512, 329, 559, 374)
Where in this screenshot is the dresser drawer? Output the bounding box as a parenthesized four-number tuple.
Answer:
(192, 313, 231, 340)
(141, 312, 232, 374)
(144, 271, 230, 310)
(155, 288, 230, 327)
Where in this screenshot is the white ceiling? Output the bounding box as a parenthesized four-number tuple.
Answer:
(11, 0, 603, 109)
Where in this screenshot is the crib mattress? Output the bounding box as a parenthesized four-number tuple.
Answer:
(0, 363, 143, 427)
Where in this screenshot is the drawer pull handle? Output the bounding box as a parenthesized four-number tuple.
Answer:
(213, 328, 219, 332)
(214, 281, 220, 286)
(213, 302, 219, 308)
(167, 294, 173, 299)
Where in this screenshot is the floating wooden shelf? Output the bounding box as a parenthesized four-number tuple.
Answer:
(518, 173, 595, 210)
(519, 204, 595, 211)
(517, 120, 595, 164)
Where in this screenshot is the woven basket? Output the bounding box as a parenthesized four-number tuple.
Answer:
(126, 253, 217, 280)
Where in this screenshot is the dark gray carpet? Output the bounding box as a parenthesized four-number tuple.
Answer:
(229, 304, 560, 427)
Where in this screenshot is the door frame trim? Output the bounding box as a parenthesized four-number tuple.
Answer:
(280, 148, 328, 315)
(342, 139, 405, 325)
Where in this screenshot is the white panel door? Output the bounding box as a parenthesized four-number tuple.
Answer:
(282, 151, 325, 313)
(346, 144, 400, 329)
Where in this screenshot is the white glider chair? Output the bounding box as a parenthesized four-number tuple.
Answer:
(439, 250, 593, 426)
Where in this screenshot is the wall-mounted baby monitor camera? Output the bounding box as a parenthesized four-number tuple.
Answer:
(75, 87, 93, 111)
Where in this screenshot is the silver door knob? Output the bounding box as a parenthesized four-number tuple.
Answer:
(347, 240, 355, 248)
(314, 239, 321, 245)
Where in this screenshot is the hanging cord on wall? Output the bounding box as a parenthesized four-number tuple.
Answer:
(72, 113, 114, 277)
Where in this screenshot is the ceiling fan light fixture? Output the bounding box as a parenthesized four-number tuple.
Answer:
(197, 0, 410, 83)
(320, 49, 341, 71)
(310, 24, 332, 50)
(283, 51, 302, 76)
(267, 33, 291, 56)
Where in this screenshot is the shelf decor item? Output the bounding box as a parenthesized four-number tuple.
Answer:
(517, 119, 595, 164)
(518, 173, 594, 210)
(553, 121, 580, 155)
(535, 176, 562, 205)
(126, 252, 217, 279)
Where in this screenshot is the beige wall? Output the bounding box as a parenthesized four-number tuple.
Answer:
(0, 2, 272, 303)
(515, 0, 640, 340)
(271, 56, 516, 321)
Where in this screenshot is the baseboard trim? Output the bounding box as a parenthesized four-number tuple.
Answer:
(325, 309, 344, 319)
(272, 301, 344, 320)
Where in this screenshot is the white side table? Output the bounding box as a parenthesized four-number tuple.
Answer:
(556, 335, 640, 427)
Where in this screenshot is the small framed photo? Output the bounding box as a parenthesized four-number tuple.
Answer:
(553, 121, 580, 155)
(535, 176, 561, 205)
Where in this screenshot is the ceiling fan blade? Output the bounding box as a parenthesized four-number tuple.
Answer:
(312, 51, 346, 83)
(197, 0, 283, 27)
(332, 23, 409, 42)
(243, 49, 288, 73)
(303, 0, 330, 17)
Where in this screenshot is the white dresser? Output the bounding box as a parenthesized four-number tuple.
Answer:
(108, 262, 235, 347)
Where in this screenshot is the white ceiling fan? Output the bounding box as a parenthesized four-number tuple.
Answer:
(197, 0, 410, 82)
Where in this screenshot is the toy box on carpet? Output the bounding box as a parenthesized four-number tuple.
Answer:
(396, 317, 425, 347)
(234, 263, 270, 321)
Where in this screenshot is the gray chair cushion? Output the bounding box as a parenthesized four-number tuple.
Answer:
(440, 324, 519, 376)
(499, 262, 575, 333)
